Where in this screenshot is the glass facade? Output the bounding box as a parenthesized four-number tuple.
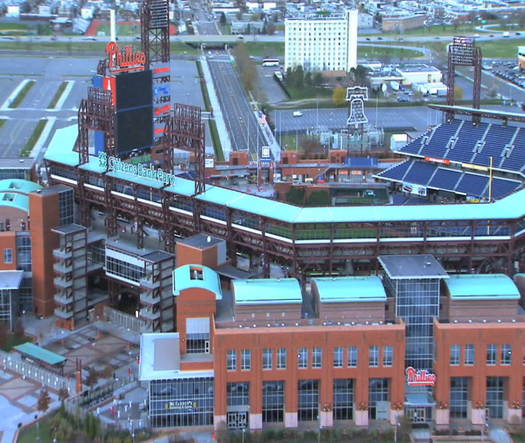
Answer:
(333, 379, 354, 420)
(227, 350, 237, 370)
(298, 380, 319, 421)
(227, 382, 249, 406)
(450, 377, 469, 419)
(58, 188, 74, 225)
(16, 234, 31, 271)
(369, 378, 389, 420)
(263, 381, 284, 423)
(385, 277, 440, 369)
(106, 256, 145, 283)
(186, 333, 209, 354)
(486, 377, 505, 419)
(149, 377, 214, 427)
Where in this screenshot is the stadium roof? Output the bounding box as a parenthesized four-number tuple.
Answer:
(312, 276, 386, 303)
(233, 278, 302, 305)
(379, 254, 449, 279)
(13, 343, 66, 366)
(173, 264, 222, 299)
(44, 125, 525, 225)
(446, 274, 520, 300)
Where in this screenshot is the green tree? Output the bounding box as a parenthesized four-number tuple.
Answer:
(13, 319, 24, 340)
(312, 72, 323, 87)
(307, 190, 330, 206)
(219, 13, 226, 26)
(332, 87, 347, 106)
(304, 71, 312, 87)
(0, 322, 7, 349)
(285, 187, 305, 205)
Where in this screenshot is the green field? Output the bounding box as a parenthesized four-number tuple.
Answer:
(358, 45, 424, 59)
(245, 41, 284, 57)
(96, 23, 141, 37)
(0, 22, 29, 36)
(18, 414, 55, 443)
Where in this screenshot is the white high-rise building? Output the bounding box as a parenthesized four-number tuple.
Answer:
(285, 10, 358, 72)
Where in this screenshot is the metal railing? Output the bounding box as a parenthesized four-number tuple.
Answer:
(103, 306, 149, 333)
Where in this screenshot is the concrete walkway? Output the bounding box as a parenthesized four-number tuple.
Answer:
(489, 427, 512, 443)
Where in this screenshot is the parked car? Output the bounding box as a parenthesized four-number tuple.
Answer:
(292, 111, 303, 117)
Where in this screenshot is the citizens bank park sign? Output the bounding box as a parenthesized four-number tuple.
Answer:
(98, 153, 178, 186)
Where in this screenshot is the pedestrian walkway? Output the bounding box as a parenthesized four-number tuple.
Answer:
(489, 427, 512, 443)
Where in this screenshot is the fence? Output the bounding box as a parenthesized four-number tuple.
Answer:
(103, 306, 149, 334)
(0, 349, 75, 393)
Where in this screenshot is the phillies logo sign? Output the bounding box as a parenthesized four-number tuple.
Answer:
(106, 42, 146, 73)
(406, 367, 436, 386)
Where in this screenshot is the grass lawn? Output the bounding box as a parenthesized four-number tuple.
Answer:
(17, 413, 55, 443)
(171, 41, 200, 55)
(209, 120, 225, 161)
(477, 38, 525, 58)
(0, 23, 29, 35)
(47, 81, 68, 109)
(358, 45, 424, 59)
(21, 119, 47, 157)
(96, 23, 141, 37)
(368, 24, 480, 37)
(245, 41, 284, 57)
(9, 80, 35, 109)
(286, 86, 332, 100)
(0, 40, 107, 54)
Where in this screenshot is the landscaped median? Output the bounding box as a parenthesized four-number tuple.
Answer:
(47, 81, 69, 109)
(8, 79, 35, 109)
(21, 119, 47, 157)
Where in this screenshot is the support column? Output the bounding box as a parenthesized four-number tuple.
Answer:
(354, 409, 368, 427)
(284, 412, 298, 428)
(249, 413, 262, 430)
(435, 408, 450, 430)
(320, 410, 333, 427)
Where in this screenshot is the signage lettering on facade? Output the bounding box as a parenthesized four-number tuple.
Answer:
(106, 42, 146, 73)
(406, 366, 436, 386)
(165, 400, 198, 410)
(98, 152, 177, 186)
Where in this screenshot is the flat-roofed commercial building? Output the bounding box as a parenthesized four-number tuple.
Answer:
(285, 10, 358, 72)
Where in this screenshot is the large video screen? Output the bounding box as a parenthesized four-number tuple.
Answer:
(117, 107, 153, 153)
(116, 70, 153, 110)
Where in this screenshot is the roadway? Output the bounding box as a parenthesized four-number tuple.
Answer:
(207, 54, 266, 159)
(1, 32, 523, 44)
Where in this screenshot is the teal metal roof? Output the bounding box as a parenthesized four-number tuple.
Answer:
(446, 274, 520, 300)
(44, 125, 525, 225)
(0, 192, 30, 213)
(44, 125, 79, 166)
(173, 264, 222, 299)
(0, 179, 41, 195)
(13, 342, 66, 365)
(233, 278, 302, 305)
(312, 276, 387, 303)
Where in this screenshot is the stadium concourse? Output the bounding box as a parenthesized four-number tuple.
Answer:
(377, 117, 525, 201)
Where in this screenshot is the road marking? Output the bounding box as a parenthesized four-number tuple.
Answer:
(0, 79, 35, 111)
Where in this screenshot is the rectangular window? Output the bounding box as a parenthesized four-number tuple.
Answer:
(450, 377, 469, 419)
(298, 347, 308, 369)
(487, 377, 505, 419)
(186, 333, 210, 354)
(263, 349, 273, 370)
(333, 347, 343, 368)
(502, 344, 512, 365)
(487, 344, 497, 365)
(227, 382, 249, 406)
(333, 379, 354, 420)
(298, 380, 319, 421)
(369, 378, 390, 420)
(277, 348, 287, 369)
(348, 346, 358, 367)
(464, 344, 475, 365)
(263, 381, 284, 423)
(227, 350, 237, 370)
(369, 346, 379, 367)
(383, 346, 393, 367)
(312, 348, 322, 368)
(450, 344, 461, 366)
(3, 248, 12, 264)
(241, 349, 251, 370)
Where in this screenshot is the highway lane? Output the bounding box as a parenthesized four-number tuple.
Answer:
(207, 55, 266, 159)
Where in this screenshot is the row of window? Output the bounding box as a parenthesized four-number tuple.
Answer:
(227, 346, 393, 371)
(226, 378, 389, 423)
(450, 344, 513, 366)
